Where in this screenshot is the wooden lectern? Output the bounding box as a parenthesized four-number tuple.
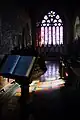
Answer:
(0, 55, 36, 119)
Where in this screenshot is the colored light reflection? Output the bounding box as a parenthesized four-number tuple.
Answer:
(65, 72, 68, 77)
(45, 77, 60, 81)
(15, 79, 65, 96)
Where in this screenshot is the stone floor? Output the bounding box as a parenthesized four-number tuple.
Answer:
(0, 61, 80, 120)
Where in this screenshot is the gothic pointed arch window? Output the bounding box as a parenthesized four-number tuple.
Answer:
(74, 16, 80, 40)
(36, 11, 63, 47)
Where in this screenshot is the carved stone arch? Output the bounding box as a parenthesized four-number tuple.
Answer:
(72, 8, 80, 40)
(73, 15, 80, 40)
(36, 8, 66, 26)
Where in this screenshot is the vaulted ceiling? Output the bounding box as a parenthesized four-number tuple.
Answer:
(0, 0, 80, 22)
(24, 0, 80, 22)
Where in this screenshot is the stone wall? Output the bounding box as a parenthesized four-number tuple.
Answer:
(0, 6, 32, 54)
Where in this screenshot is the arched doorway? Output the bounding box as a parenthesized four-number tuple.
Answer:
(36, 10, 64, 58)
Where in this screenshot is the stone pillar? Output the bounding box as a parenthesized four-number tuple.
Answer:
(0, 17, 1, 45)
(22, 28, 25, 48)
(31, 20, 36, 49)
(63, 15, 74, 54)
(63, 19, 70, 54)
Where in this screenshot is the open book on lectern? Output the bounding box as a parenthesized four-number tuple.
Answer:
(0, 55, 36, 78)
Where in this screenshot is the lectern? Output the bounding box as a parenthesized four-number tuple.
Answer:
(0, 55, 36, 118)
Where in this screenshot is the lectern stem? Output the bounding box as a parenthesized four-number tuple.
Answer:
(20, 84, 30, 119)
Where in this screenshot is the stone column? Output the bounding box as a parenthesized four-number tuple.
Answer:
(0, 17, 1, 45)
(31, 20, 36, 49)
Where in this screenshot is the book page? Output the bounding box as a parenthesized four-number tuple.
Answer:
(0, 55, 20, 75)
(13, 56, 36, 78)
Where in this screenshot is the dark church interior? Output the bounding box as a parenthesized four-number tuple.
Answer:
(0, 0, 80, 120)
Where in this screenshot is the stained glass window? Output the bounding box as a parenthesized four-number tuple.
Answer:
(40, 11, 63, 46)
